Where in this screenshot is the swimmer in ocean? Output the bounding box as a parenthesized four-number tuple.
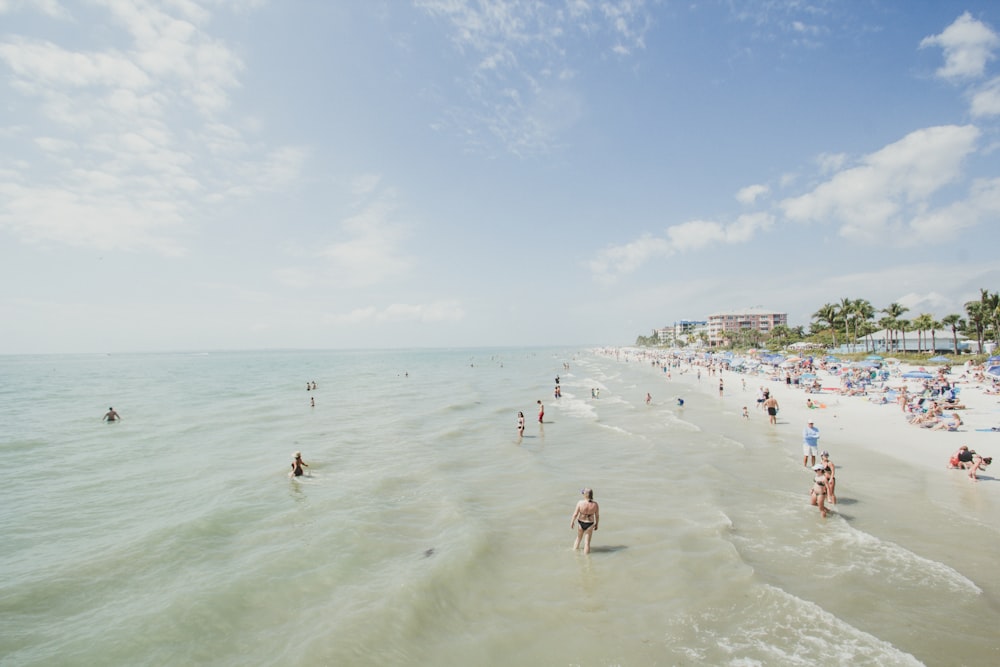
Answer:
(103, 407, 121, 422)
(290, 451, 308, 477)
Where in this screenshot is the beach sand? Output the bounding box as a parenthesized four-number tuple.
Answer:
(634, 352, 1000, 531)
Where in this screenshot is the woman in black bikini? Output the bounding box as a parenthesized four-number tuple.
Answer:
(571, 488, 600, 553)
(810, 465, 828, 517)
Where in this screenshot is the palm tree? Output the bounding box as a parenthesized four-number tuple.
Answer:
(899, 319, 912, 353)
(877, 316, 895, 353)
(941, 314, 964, 355)
(981, 289, 1000, 348)
(929, 317, 942, 354)
(852, 299, 875, 350)
(813, 303, 839, 348)
(839, 297, 854, 348)
(965, 301, 986, 354)
(881, 302, 909, 352)
(912, 313, 936, 353)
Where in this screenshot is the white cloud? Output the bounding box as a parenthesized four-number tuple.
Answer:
(315, 194, 414, 288)
(736, 183, 769, 205)
(970, 76, 1000, 117)
(815, 152, 847, 174)
(920, 12, 999, 81)
(415, 0, 653, 155)
(0, 0, 302, 255)
(589, 213, 774, 281)
(351, 173, 382, 197)
(329, 300, 465, 325)
(780, 125, 980, 242)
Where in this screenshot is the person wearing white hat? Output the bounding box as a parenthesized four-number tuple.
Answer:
(802, 420, 820, 467)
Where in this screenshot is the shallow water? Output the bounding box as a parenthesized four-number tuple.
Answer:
(1, 348, 998, 666)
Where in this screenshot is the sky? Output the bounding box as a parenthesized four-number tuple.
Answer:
(2, 1, 1000, 353)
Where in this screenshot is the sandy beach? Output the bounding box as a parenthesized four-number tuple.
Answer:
(622, 349, 1000, 528)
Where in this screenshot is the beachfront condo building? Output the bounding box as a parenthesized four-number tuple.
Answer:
(656, 320, 709, 346)
(707, 309, 787, 346)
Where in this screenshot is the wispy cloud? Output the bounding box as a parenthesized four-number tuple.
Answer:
(780, 125, 980, 242)
(920, 12, 999, 81)
(294, 186, 416, 289)
(588, 212, 774, 282)
(329, 300, 465, 325)
(0, 0, 303, 255)
(736, 184, 769, 205)
(415, 0, 653, 155)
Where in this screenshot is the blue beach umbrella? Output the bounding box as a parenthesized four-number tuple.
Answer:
(901, 371, 934, 379)
(866, 354, 883, 360)
(928, 355, 950, 363)
(987, 366, 1000, 377)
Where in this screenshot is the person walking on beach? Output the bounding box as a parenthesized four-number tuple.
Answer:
(820, 450, 836, 503)
(763, 395, 779, 424)
(537, 400, 544, 424)
(719, 379, 724, 396)
(810, 465, 829, 518)
(103, 407, 121, 422)
(646, 392, 652, 405)
(571, 488, 599, 554)
(290, 451, 308, 477)
(516, 411, 525, 437)
(803, 420, 820, 467)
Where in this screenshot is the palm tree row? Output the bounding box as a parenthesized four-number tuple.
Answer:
(635, 289, 1000, 354)
(808, 288, 1000, 355)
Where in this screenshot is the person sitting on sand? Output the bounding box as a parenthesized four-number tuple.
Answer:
(290, 451, 308, 477)
(931, 412, 963, 431)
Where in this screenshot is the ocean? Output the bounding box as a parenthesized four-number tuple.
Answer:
(1, 348, 997, 666)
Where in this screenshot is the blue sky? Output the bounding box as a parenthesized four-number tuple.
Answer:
(2, 1, 1000, 353)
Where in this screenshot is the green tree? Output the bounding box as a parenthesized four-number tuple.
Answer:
(812, 303, 839, 348)
(881, 302, 909, 352)
(912, 313, 936, 353)
(941, 314, 965, 355)
(965, 300, 986, 354)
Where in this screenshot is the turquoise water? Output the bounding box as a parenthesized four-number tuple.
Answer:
(1, 348, 997, 666)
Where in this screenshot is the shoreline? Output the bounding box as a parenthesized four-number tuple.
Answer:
(602, 348, 1000, 524)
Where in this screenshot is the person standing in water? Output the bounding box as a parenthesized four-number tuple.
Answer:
(103, 407, 121, 422)
(516, 411, 525, 437)
(290, 451, 308, 477)
(537, 400, 544, 424)
(571, 488, 600, 554)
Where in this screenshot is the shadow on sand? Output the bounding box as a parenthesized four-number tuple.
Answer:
(587, 544, 628, 554)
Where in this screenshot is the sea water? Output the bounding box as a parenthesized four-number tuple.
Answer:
(1, 348, 998, 666)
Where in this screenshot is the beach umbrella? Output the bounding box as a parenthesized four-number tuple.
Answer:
(825, 356, 840, 362)
(928, 355, 950, 363)
(986, 366, 1000, 377)
(866, 354, 883, 360)
(901, 371, 934, 379)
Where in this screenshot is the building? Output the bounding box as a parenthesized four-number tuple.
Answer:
(707, 309, 787, 346)
(656, 320, 708, 346)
